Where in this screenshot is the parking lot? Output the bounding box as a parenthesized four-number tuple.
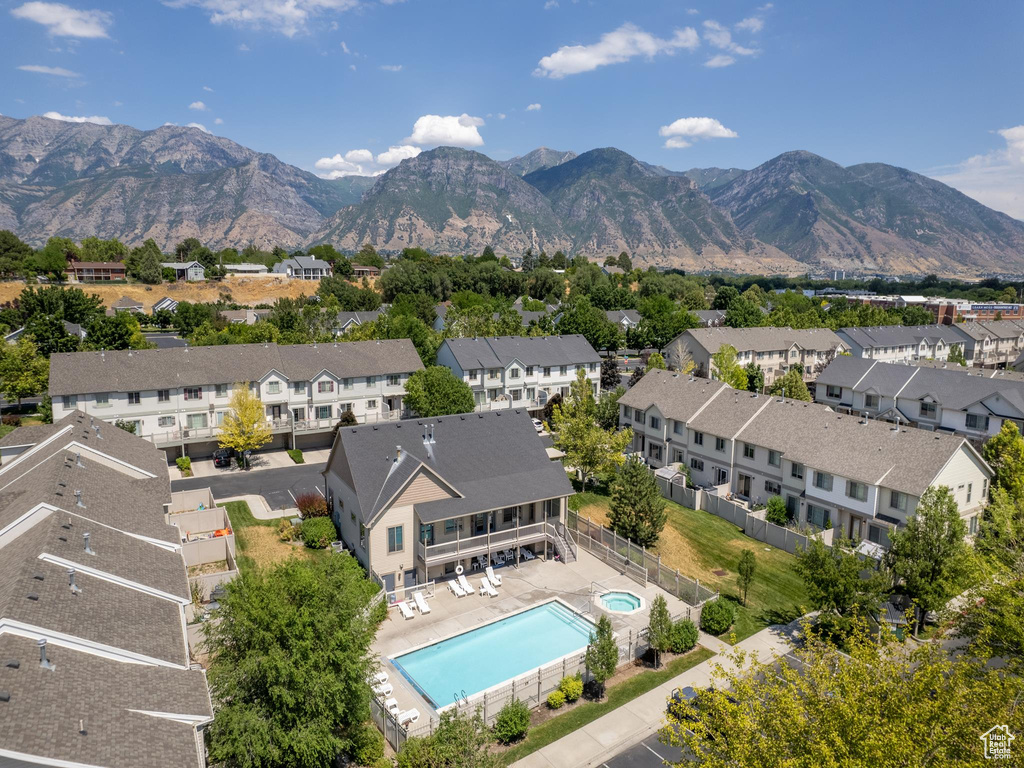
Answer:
(604, 734, 684, 768)
(170, 461, 328, 510)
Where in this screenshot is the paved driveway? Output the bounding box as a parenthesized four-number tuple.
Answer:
(603, 734, 683, 768)
(171, 462, 327, 510)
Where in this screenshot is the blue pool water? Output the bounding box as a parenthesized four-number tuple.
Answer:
(600, 591, 642, 612)
(392, 601, 595, 708)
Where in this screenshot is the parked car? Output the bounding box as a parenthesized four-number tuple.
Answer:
(212, 448, 234, 468)
(531, 418, 545, 433)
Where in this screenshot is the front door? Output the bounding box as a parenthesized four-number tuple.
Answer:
(271, 405, 282, 420)
(404, 569, 417, 588)
(738, 473, 752, 498)
(382, 572, 395, 594)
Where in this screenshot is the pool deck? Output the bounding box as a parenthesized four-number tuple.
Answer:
(374, 549, 693, 722)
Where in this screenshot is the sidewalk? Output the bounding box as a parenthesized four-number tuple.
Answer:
(512, 619, 802, 768)
(215, 494, 295, 521)
(168, 447, 331, 480)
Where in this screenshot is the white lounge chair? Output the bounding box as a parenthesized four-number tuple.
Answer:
(371, 671, 389, 686)
(397, 601, 415, 620)
(494, 551, 506, 565)
(522, 548, 536, 561)
(504, 549, 514, 562)
(398, 708, 420, 726)
(449, 579, 467, 598)
(373, 682, 393, 697)
(413, 591, 431, 614)
(457, 574, 476, 595)
(485, 565, 503, 587)
(481, 577, 499, 598)
(384, 697, 400, 715)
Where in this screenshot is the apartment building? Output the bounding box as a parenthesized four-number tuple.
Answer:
(664, 327, 848, 385)
(814, 355, 1024, 441)
(619, 369, 991, 545)
(324, 409, 574, 592)
(837, 324, 968, 365)
(48, 340, 424, 456)
(436, 335, 601, 412)
(66, 261, 126, 282)
(949, 320, 1024, 367)
(0, 412, 212, 766)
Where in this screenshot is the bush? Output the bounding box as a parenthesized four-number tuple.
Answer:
(176, 456, 192, 477)
(669, 618, 699, 653)
(567, 494, 583, 512)
(287, 448, 304, 464)
(1, 414, 21, 427)
(546, 690, 566, 709)
(700, 598, 735, 636)
(372, 758, 393, 768)
(276, 519, 295, 542)
(350, 722, 385, 766)
(114, 418, 137, 434)
(492, 698, 530, 744)
(558, 674, 583, 702)
(299, 517, 338, 549)
(765, 495, 789, 526)
(295, 491, 328, 518)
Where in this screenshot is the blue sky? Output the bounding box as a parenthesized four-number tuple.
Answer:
(2, 0, 1022, 217)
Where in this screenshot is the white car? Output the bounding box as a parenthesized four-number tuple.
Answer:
(531, 418, 545, 433)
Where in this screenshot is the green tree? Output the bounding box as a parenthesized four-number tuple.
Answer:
(886, 486, 975, 635)
(0, 338, 49, 405)
(595, 385, 626, 430)
(0, 230, 32, 277)
(764, 495, 789, 526)
(982, 421, 1024, 503)
(975, 487, 1024, 571)
(555, 296, 621, 352)
(743, 361, 764, 392)
(551, 369, 633, 486)
(645, 351, 666, 371)
(16, 285, 103, 325)
(768, 368, 811, 401)
(80, 236, 127, 262)
(137, 247, 164, 284)
(351, 243, 385, 269)
(646, 594, 672, 668)
(737, 550, 756, 606)
(218, 384, 273, 467)
(404, 366, 475, 417)
(609, 454, 667, 547)
(86, 312, 151, 350)
(710, 344, 748, 390)
(953, 576, 1024, 671)
(796, 536, 886, 625)
(947, 343, 967, 366)
(724, 297, 766, 328)
(584, 614, 618, 698)
(711, 285, 739, 310)
(30, 237, 76, 279)
(25, 315, 80, 356)
(600, 357, 620, 391)
(396, 708, 500, 768)
(204, 555, 381, 768)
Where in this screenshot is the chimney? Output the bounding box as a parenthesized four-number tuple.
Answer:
(68, 568, 81, 595)
(395, 445, 402, 462)
(83, 532, 94, 555)
(75, 490, 85, 508)
(38, 639, 54, 671)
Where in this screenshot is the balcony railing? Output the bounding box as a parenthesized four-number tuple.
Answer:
(415, 521, 554, 564)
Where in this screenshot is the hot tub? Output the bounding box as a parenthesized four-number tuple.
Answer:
(599, 590, 645, 615)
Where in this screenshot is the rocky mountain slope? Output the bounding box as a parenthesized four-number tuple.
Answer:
(498, 147, 577, 177)
(683, 166, 746, 192)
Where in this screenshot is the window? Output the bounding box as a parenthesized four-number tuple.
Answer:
(157, 390, 170, 403)
(813, 471, 833, 492)
(791, 462, 805, 480)
(95, 392, 109, 407)
(649, 416, 661, 429)
(690, 457, 704, 472)
(846, 480, 868, 502)
(488, 369, 500, 380)
(673, 422, 684, 435)
(316, 405, 332, 420)
(292, 407, 305, 421)
(366, 400, 377, 409)
(868, 525, 883, 544)
(62, 395, 77, 409)
(387, 375, 401, 386)
(743, 443, 755, 460)
(359, 523, 366, 548)
(919, 401, 937, 419)
(527, 387, 535, 400)
(419, 524, 434, 546)
(560, 365, 568, 376)
(714, 467, 729, 485)
(965, 413, 989, 431)
(268, 381, 280, 395)
(215, 384, 228, 398)
(890, 490, 907, 511)
(864, 394, 879, 409)
(158, 416, 175, 428)
(715, 436, 726, 452)
(545, 498, 560, 518)
(387, 525, 403, 553)
(502, 508, 515, 524)
(343, 378, 353, 390)
(673, 449, 684, 463)
(969, 515, 979, 535)
(365, 376, 375, 387)
(966, 482, 972, 503)
(318, 381, 335, 394)
(184, 387, 202, 401)
(693, 431, 704, 446)
(292, 381, 305, 395)
(634, 409, 645, 425)
(511, 390, 522, 401)
(185, 413, 207, 430)
(469, 369, 479, 380)
(509, 367, 520, 379)
(339, 402, 353, 413)
(445, 519, 457, 534)
(765, 480, 781, 496)
(825, 385, 842, 399)
(576, 364, 584, 373)
(786, 495, 799, 517)
(807, 504, 830, 530)
(983, 478, 988, 498)
(768, 450, 781, 467)
(648, 443, 663, 461)
(526, 366, 534, 376)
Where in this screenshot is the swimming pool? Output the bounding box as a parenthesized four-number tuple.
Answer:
(392, 600, 595, 709)
(599, 591, 645, 614)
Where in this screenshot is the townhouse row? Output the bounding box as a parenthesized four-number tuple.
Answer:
(838, 320, 1024, 367)
(619, 370, 991, 548)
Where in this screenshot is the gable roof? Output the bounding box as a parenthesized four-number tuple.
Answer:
(110, 295, 144, 309)
(678, 326, 845, 355)
(837, 324, 966, 350)
(618, 369, 727, 423)
(272, 256, 331, 272)
(440, 334, 601, 371)
(606, 309, 641, 325)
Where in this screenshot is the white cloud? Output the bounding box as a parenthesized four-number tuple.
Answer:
(10, 2, 112, 38)
(203, 85, 214, 92)
(340, 40, 352, 54)
(17, 63, 80, 77)
(736, 16, 764, 33)
(931, 126, 1024, 220)
(349, 64, 356, 71)
(534, 23, 699, 78)
(214, 117, 224, 125)
(702, 20, 756, 56)
(544, 0, 558, 9)
(686, 7, 699, 14)
(497, 113, 506, 120)
(166, 0, 359, 38)
(314, 144, 421, 178)
(704, 54, 735, 68)
(189, 100, 208, 111)
(42, 110, 111, 124)
(238, 42, 249, 51)
(526, 103, 542, 111)
(405, 113, 485, 147)
(186, 122, 210, 132)
(658, 116, 738, 149)
(379, 64, 402, 71)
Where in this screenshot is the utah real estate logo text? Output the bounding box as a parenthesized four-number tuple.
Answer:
(980, 725, 1015, 760)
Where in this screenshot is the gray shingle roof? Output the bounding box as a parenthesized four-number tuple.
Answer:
(679, 326, 846, 355)
(440, 334, 600, 371)
(693, 310, 727, 326)
(606, 309, 641, 325)
(327, 409, 574, 525)
(336, 309, 385, 327)
(110, 296, 143, 309)
(837, 324, 966, 349)
(49, 339, 424, 396)
(618, 370, 727, 423)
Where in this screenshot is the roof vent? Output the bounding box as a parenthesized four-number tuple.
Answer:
(75, 490, 85, 509)
(4, 659, 19, 669)
(83, 532, 94, 555)
(68, 568, 81, 595)
(0, 691, 9, 703)
(38, 639, 54, 671)
(394, 446, 401, 463)
(26, 594, 39, 601)
(76, 452, 84, 468)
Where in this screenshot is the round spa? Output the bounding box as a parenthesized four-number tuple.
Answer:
(599, 590, 645, 615)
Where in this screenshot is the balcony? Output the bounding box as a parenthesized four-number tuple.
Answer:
(415, 521, 555, 565)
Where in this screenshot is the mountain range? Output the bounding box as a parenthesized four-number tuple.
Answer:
(2, 114, 1023, 276)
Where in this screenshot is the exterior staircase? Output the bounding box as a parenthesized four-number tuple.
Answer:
(553, 524, 577, 564)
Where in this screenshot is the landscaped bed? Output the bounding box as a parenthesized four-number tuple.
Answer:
(187, 560, 228, 577)
(223, 501, 327, 573)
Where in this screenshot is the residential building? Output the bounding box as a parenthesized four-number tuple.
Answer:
(814, 355, 1024, 441)
(336, 308, 386, 333)
(837, 324, 969, 365)
(606, 309, 641, 332)
(324, 408, 574, 591)
(432, 304, 555, 333)
(693, 309, 727, 327)
(152, 296, 179, 313)
(109, 296, 144, 314)
(664, 327, 848, 385)
(224, 262, 269, 274)
(602, 264, 624, 276)
(948, 320, 1024, 367)
(67, 261, 126, 282)
(619, 369, 991, 545)
(436, 335, 601, 412)
(48, 340, 424, 456)
(161, 260, 206, 281)
(272, 256, 331, 280)
(0, 412, 213, 766)
(219, 308, 272, 325)
(4, 319, 85, 345)
(352, 264, 381, 278)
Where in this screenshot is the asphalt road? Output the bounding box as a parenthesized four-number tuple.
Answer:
(170, 461, 327, 510)
(145, 333, 187, 348)
(604, 733, 685, 768)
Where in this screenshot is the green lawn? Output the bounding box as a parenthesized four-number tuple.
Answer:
(0, 424, 15, 440)
(575, 492, 807, 642)
(499, 646, 714, 765)
(223, 500, 326, 574)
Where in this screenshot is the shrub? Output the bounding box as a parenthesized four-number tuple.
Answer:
(114, 419, 137, 434)
(276, 519, 295, 542)
(765, 495, 789, 526)
(493, 698, 530, 744)
(669, 618, 699, 653)
(372, 758, 393, 768)
(287, 448, 304, 464)
(176, 456, 192, 477)
(700, 598, 735, 636)
(546, 690, 566, 709)
(1, 414, 21, 427)
(568, 494, 583, 511)
(350, 722, 385, 766)
(295, 492, 328, 518)
(299, 517, 338, 549)
(558, 674, 583, 702)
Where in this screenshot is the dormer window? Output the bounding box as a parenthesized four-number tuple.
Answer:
(919, 401, 937, 419)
